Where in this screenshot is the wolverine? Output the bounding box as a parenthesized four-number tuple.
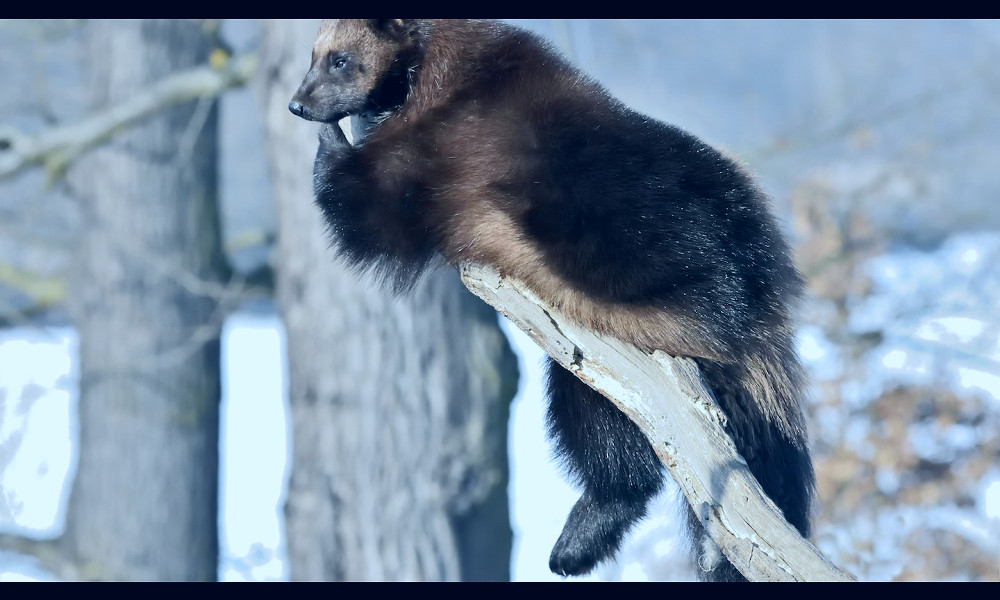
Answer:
(289, 19, 814, 581)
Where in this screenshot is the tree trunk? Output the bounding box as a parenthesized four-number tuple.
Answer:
(257, 19, 518, 581)
(59, 19, 227, 581)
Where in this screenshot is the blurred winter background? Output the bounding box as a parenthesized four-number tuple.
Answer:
(1, 20, 999, 581)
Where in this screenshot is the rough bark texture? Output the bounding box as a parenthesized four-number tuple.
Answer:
(258, 20, 518, 582)
(60, 19, 226, 581)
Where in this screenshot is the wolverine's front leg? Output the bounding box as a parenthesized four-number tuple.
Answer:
(312, 122, 438, 291)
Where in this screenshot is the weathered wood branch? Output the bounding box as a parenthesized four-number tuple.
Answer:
(0, 53, 257, 181)
(459, 262, 853, 582)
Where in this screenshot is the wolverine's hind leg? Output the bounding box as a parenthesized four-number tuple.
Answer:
(545, 358, 665, 576)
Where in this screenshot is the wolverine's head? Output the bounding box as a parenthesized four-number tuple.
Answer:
(289, 19, 423, 123)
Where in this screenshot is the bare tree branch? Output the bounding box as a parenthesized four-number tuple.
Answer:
(0, 53, 257, 182)
(0, 263, 66, 309)
(459, 262, 854, 582)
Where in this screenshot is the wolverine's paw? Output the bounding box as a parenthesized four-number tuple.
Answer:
(548, 492, 646, 577)
(549, 528, 606, 577)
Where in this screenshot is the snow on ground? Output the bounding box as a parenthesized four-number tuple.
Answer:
(218, 312, 289, 582)
(0, 314, 292, 582)
(805, 231, 1000, 581)
(845, 232, 1000, 409)
(0, 327, 76, 542)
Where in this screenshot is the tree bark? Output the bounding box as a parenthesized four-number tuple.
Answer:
(59, 19, 227, 581)
(258, 20, 518, 581)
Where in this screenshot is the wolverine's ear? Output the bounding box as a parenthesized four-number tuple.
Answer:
(371, 19, 421, 42)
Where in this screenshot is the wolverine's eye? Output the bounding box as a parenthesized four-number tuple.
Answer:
(329, 55, 348, 71)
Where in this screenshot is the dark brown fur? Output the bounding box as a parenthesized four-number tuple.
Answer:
(290, 19, 814, 580)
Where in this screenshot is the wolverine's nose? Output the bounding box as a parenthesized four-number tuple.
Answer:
(288, 101, 304, 117)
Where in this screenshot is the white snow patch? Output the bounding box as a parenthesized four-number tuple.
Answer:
(979, 472, 1000, 521)
(0, 327, 77, 539)
(843, 232, 1000, 408)
(913, 317, 986, 345)
(798, 325, 841, 381)
(219, 312, 290, 582)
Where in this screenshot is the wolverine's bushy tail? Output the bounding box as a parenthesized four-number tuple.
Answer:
(690, 352, 814, 582)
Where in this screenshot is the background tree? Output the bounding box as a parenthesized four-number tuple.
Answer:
(56, 19, 228, 581)
(256, 19, 519, 581)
